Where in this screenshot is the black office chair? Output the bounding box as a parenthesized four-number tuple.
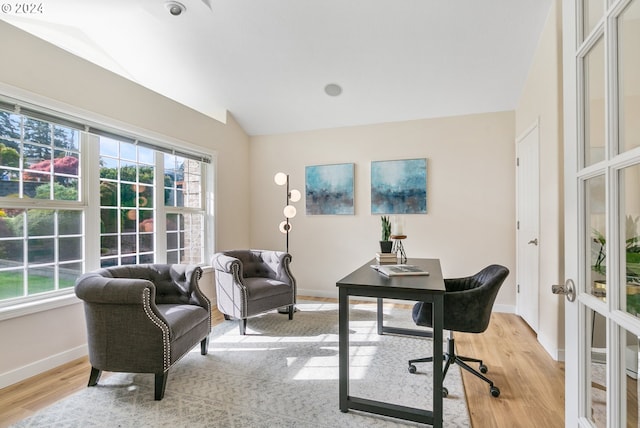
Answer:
(407, 264, 509, 398)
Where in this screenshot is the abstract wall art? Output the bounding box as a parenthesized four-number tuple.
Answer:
(305, 163, 354, 215)
(371, 158, 427, 214)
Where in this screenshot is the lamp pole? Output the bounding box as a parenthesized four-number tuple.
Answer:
(285, 174, 290, 253)
(274, 172, 300, 254)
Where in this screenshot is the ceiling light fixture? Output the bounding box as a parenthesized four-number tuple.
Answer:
(165, 1, 186, 16)
(324, 83, 342, 97)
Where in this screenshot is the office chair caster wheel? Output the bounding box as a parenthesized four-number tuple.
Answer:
(408, 364, 417, 374)
(490, 386, 500, 397)
(479, 364, 488, 374)
(442, 387, 449, 398)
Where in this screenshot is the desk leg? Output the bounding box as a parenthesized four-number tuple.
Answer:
(377, 297, 383, 335)
(432, 295, 443, 428)
(339, 287, 349, 412)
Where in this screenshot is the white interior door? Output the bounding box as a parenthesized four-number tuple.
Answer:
(563, 0, 640, 426)
(516, 123, 540, 333)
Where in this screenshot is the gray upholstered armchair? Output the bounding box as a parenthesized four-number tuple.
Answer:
(74, 264, 211, 400)
(212, 249, 296, 335)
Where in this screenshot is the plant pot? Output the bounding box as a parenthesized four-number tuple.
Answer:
(379, 240, 393, 253)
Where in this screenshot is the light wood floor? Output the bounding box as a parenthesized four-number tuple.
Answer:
(0, 297, 564, 428)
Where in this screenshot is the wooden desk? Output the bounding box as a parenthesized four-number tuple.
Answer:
(336, 258, 445, 427)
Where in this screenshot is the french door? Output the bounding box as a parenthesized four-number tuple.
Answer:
(563, 0, 640, 426)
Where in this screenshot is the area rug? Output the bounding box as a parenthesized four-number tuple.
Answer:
(12, 301, 470, 427)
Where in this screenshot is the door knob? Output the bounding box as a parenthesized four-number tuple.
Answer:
(528, 238, 538, 245)
(552, 279, 576, 302)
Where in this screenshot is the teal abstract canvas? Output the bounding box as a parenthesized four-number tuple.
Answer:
(371, 158, 427, 214)
(305, 163, 354, 215)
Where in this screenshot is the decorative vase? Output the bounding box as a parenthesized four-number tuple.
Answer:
(379, 240, 393, 253)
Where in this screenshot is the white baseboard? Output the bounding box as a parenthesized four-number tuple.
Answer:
(297, 288, 338, 299)
(493, 304, 515, 313)
(538, 331, 564, 362)
(0, 344, 88, 389)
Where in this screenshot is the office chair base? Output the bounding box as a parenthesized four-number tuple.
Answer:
(408, 338, 500, 397)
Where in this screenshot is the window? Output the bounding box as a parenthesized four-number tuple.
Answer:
(0, 100, 213, 306)
(0, 110, 83, 302)
(164, 154, 205, 264)
(99, 138, 156, 267)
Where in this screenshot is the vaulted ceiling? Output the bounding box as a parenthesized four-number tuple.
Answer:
(1, 0, 553, 136)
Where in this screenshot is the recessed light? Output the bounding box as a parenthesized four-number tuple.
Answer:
(165, 1, 186, 16)
(324, 83, 342, 97)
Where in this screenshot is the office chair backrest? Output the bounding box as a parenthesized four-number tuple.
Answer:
(442, 264, 509, 333)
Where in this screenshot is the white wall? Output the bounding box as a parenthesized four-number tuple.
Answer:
(249, 112, 517, 309)
(0, 22, 249, 387)
(515, 0, 565, 360)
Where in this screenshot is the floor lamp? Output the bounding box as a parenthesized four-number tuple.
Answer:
(274, 172, 300, 254)
(274, 172, 300, 314)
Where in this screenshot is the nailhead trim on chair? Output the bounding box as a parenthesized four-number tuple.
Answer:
(231, 262, 249, 319)
(283, 255, 296, 304)
(192, 267, 211, 330)
(142, 288, 171, 370)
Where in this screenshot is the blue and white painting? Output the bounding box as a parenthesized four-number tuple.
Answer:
(305, 163, 354, 215)
(371, 158, 427, 214)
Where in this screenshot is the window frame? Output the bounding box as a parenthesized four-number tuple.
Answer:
(0, 92, 216, 318)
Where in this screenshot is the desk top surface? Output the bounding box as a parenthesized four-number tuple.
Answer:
(336, 258, 445, 293)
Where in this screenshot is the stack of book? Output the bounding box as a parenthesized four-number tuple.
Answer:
(376, 252, 398, 264)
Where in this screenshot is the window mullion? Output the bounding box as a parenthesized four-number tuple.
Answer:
(155, 153, 167, 264)
(84, 133, 101, 272)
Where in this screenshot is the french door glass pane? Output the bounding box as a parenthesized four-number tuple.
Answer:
(588, 175, 607, 298)
(589, 308, 607, 427)
(583, 0, 604, 40)
(618, 0, 640, 154)
(620, 325, 640, 426)
(621, 164, 640, 317)
(584, 37, 606, 166)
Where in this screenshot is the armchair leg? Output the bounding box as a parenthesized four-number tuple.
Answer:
(201, 335, 209, 355)
(239, 318, 247, 335)
(288, 304, 294, 320)
(88, 366, 102, 386)
(155, 371, 168, 400)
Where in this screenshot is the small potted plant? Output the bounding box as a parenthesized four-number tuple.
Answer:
(380, 215, 393, 253)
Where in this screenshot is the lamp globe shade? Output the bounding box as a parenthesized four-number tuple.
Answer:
(289, 189, 301, 202)
(274, 172, 287, 186)
(279, 220, 291, 234)
(283, 205, 297, 218)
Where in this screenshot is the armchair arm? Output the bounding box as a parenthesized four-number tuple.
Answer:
(261, 251, 296, 287)
(75, 273, 171, 326)
(212, 253, 244, 279)
(168, 264, 210, 310)
(75, 273, 158, 305)
(75, 272, 174, 373)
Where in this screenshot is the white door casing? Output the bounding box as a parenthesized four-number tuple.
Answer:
(561, 0, 579, 421)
